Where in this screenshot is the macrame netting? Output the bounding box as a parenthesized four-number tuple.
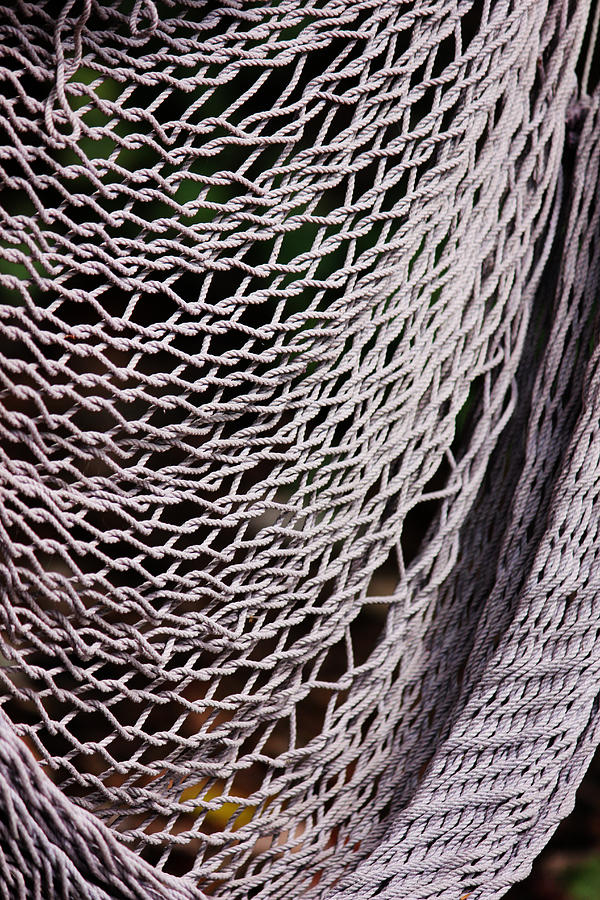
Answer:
(0, 0, 599, 897)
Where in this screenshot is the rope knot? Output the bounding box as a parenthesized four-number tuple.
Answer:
(45, 0, 92, 145)
(46, 0, 159, 146)
(130, 0, 159, 35)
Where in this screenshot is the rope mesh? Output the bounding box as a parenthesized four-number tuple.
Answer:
(0, 1, 599, 898)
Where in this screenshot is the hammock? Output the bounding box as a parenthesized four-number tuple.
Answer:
(0, 1, 599, 897)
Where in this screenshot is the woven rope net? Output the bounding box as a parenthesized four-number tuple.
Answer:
(0, 1, 599, 897)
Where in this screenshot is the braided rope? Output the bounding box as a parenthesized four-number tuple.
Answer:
(0, 1, 598, 897)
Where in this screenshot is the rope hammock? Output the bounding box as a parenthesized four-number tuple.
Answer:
(0, 1, 599, 897)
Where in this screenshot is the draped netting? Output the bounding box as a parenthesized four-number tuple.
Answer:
(0, 1, 599, 898)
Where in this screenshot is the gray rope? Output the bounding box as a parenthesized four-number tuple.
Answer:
(0, 1, 598, 897)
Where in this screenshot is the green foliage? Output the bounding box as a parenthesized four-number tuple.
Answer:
(564, 856, 600, 900)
